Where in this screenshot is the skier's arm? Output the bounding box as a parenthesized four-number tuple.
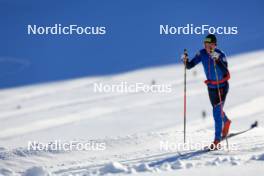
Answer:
(216, 53, 229, 74)
(185, 52, 201, 69)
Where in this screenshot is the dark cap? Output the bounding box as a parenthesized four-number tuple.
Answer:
(204, 34, 217, 43)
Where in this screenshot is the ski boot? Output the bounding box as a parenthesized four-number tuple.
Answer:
(222, 119, 231, 139)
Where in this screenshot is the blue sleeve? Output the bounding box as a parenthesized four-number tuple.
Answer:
(216, 53, 229, 74)
(186, 51, 201, 69)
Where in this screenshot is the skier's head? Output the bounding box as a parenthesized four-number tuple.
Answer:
(204, 34, 217, 53)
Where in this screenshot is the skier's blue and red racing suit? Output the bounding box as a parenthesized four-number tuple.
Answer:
(185, 48, 230, 141)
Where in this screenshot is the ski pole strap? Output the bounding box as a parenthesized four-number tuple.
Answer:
(204, 72, 230, 85)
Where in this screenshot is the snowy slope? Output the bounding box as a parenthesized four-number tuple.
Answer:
(0, 50, 264, 175)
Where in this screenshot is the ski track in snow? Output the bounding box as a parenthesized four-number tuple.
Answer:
(0, 50, 264, 175)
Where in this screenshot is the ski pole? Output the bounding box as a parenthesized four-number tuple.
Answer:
(211, 50, 229, 149)
(183, 49, 188, 143)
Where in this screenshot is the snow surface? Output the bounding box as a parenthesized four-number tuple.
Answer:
(0, 50, 264, 175)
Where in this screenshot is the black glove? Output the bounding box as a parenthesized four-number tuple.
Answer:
(181, 49, 188, 63)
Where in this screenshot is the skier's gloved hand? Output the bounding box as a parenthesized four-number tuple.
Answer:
(210, 51, 220, 61)
(181, 54, 188, 62)
(181, 49, 189, 63)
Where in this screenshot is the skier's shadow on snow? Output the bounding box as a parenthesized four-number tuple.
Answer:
(149, 149, 210, 167)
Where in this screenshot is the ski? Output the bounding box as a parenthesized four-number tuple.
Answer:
(221, 120, 258, 141)
(203, 121, 259, 151)
(150, 121, 259, 167)
(190, 121, 258, 153)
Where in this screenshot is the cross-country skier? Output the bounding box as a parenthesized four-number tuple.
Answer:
(182, 34, 231, 150)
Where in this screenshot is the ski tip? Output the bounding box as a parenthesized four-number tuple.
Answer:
(251, 121, 258, 128)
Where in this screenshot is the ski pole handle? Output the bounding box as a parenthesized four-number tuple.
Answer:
(184, 49, 188, 56)
(181, 49, 188, 63)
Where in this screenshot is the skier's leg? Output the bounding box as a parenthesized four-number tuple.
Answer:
(213, 104, 223, 141)
(208, 87, 222, 141)
(219, 83, 232, 138)
(219, 83, 229, 123)
(223, 112, 229, 123)
(208, 84, 230, 141)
